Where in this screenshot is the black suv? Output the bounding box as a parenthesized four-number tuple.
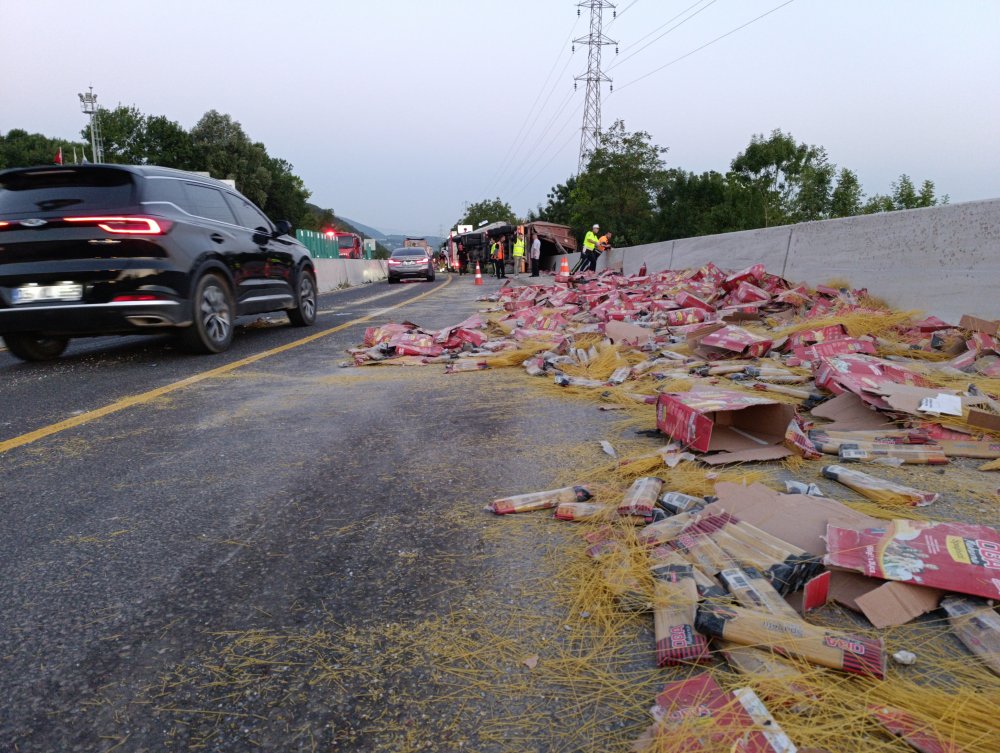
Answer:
(0, 164, 317, 361)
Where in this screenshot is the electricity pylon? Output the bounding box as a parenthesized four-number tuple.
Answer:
(574, 1, 616, 173)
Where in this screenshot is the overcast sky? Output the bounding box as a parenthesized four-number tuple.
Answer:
(4, 1, 998, 236)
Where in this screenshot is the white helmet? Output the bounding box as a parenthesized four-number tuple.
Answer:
(593, 224, 600, 230)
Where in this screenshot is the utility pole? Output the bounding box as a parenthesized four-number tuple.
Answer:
(78, 86, 105, 163)
(574, 1, 616, 173)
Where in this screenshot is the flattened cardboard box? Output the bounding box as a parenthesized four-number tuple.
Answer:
(655, 389, 795, 455)
(604, 320, 654, 347)
(960, 314, 1000, 336)
(825, 519, 1000, 600)
(967, 408, 1000, 432)
(854, 581, 942, 629)
(705, 482, 877, 555)
(810, 391, 895, 431)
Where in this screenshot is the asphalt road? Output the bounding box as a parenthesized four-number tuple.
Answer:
(0, 274, 622, 752)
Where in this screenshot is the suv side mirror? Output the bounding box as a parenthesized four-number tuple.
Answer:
(274, 219, 293, 237)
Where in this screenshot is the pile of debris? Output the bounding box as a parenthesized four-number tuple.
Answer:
(487, 474, 1000, 752)
(348, 262, 1000, 751)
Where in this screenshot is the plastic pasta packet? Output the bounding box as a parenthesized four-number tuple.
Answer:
(485, 485, 593, 515)
(941, 595, 1000, 677)
(696, 602, 886, 680)
(822, 464, 939, 506)
(553, 501, 613, 522)
(617, 476, 664, 518)
(649, 563, 709, 667)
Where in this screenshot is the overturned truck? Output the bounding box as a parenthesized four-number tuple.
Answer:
(448, 221, 577, 273)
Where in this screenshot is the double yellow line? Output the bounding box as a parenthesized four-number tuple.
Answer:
(0, 277, 450, 454)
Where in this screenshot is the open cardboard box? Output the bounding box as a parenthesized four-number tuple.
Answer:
(703, 482, 943, 627)
(655, 388, 794, 457)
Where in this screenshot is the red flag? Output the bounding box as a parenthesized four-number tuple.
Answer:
(54, 148, 63, 165)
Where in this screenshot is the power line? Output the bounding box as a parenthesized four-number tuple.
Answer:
(614, 0, 798, 92)
(489, 48, 578, 197)
(482, 15, 580, 195)
(607, 0, 639, 25)
(495, 84, 578, 197)
(511, 100, 586, 202)
(610, 0, 719, 70)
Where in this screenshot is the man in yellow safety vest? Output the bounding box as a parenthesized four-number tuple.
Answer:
(575, 223, 600, 273)
(512, 233, 525, 277)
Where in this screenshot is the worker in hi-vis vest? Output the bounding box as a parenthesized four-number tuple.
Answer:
(490, 238, 506, 279)
(574, 223, 600, 273)
(512, 233, 525, 277)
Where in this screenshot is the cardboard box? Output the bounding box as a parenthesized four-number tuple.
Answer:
(812, 354, 933, 408)
(787, 324, 848, 348)
(854, 581, 942, 629)
(604, 320, 653, 347)
(655, 389, 795, 455)
(959, 313, 1000, 336)
(967, 408, 1000, 432)
(793, 338, 876, 362)
(641, 673, 795, 753)
(704, 482, 878, 555)
(810, 392, 896, 431)
(687, 323, 773, 360)
(825, 519, 1000, 600)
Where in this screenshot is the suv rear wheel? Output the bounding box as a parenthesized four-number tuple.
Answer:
(3, 334, 70, 362)
(287, 268, 317, 327)
(181, 272, 234, 353)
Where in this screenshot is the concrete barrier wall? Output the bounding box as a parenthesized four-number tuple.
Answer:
(619, 198, 1000, 323)
(313, 259, 387, 292)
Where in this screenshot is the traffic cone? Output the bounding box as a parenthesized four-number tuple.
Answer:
(474, 261, 483, 285)
(559, 256, 570, 275)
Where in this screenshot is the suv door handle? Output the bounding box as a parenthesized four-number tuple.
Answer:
(210, 233, 225, 244)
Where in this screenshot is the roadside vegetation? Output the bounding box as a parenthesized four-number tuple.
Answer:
(458, 122, 947, 248)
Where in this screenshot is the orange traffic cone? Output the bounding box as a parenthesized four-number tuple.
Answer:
(559, 256, 570, 276)
(474, 261, 483, 285)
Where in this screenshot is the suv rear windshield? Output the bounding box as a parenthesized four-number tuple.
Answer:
(0, 168, 136, 214)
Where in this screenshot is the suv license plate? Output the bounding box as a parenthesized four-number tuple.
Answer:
(12, 282, 84, 304)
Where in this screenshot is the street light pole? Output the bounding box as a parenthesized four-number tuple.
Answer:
(77, 86, 103, 163)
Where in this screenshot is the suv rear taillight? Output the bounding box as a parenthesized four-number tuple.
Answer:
(64, 216, 170, 234)
(112, 293, 165, 302)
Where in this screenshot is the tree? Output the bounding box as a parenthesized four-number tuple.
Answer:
(1, 129, 86, 168)
(730, 129, 833, 225)
(830, 168, 864, 218)
(189, 111, 310, 224)
(143, 115, 196, 169)
(655, 169, 736, 239)
(570, 120, 668, 246)
(86, 105, 196, 168)
(455, 197, 519, 229)
(260, 156, 311, 225)
(863, 174, 945, 213)
(190, 110, 253, 181)
(88, 105, 146, 163)
(530, 176, 577, 225)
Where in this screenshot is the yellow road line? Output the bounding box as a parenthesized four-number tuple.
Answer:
(0, 277, 451, 455)
(315, 283, 414, 315)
